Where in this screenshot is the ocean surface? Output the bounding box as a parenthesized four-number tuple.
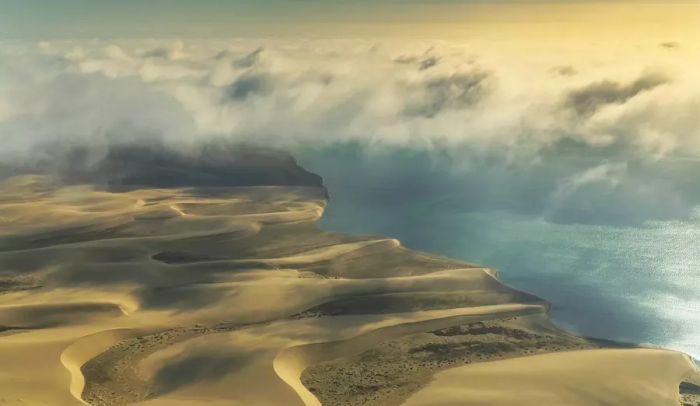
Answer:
(297, 146, 700, 361)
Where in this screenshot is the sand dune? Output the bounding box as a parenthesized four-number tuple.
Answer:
(61, 329, 150, 403)
(0, 170, 697, 406)
(404, 349, 700, 406)
(0, 302, 125, 328)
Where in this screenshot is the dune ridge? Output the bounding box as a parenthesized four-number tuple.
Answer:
(0, 157, 698, 405)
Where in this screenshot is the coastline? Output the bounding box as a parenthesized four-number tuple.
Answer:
(0, 153, 698, 405)
(298, 146, 700, 364)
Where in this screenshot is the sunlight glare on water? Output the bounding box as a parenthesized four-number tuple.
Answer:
(317, 186, 700, 360)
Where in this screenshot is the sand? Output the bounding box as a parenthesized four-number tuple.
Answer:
(0, 174, 697, 405)
(403, 349, 700, 406)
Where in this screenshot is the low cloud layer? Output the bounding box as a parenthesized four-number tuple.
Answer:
(1, 39, 699, 226)
(403, 71, 490, 118)
(566, 73, 669, 116)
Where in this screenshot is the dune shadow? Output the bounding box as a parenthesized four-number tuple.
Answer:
(138, 285, 231, 312)
(151, 350, 260, 396)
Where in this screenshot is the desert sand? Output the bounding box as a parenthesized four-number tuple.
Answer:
(0, 157, 698, 405)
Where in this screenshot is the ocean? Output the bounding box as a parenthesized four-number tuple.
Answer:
(297, 145, 700, 361)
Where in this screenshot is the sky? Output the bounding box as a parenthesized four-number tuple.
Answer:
(1, 1, 699, 39)
(1, 0, 700, 227)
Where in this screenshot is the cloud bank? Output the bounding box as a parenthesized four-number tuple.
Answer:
(1, 39, 699, 226)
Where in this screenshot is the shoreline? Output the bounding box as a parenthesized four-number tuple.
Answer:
(306, 158, 700, 363)
(0, 162, 697, 405)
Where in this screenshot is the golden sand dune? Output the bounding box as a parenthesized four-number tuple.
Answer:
(404, 349, 700, 406)
(0, 173, 697, 406)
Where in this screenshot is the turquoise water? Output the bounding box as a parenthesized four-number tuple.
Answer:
(297, 146, 700, 360)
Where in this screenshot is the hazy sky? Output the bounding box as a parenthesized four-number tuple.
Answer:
(1, 1, 699, 225)
(2, 1, 698, 39)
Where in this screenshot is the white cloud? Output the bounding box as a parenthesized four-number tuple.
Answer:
(1, 38, 700, 225)
(546, 162, 691, 226)
(0, 38, 693, 159)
